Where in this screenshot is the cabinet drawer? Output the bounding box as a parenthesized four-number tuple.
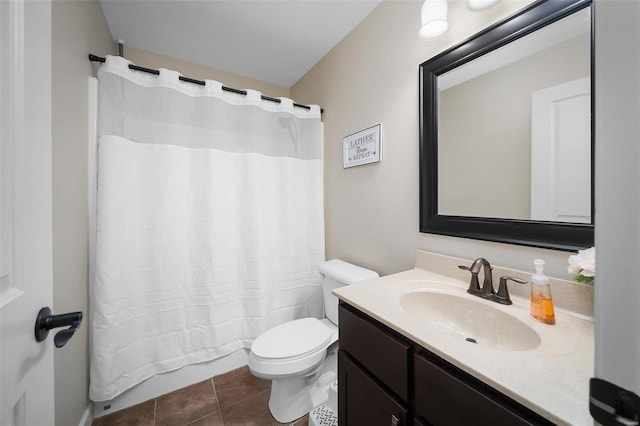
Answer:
(414, 352, 550, 426)
(339, 350, 407, 426)
(339, 304, 410, 401)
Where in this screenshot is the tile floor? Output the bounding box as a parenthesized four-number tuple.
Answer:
(92, 366, 308, 426)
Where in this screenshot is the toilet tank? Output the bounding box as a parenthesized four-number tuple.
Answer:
(319, 259, 379, 325)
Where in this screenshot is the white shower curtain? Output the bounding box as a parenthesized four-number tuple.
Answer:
(90, 56, 324, 401)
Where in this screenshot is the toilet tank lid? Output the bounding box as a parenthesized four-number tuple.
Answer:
(318, 259, 379, 284)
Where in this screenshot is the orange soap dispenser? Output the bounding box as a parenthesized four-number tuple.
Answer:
(530, 259, 556, 325)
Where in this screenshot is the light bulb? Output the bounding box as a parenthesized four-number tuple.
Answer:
(419, 0, 449, 39)
(468, 0, 499, 11)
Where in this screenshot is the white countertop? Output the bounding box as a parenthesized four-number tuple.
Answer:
(333, 268, 594, 425)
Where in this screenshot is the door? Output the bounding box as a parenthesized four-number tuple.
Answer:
(0, 0, 54, 425)
(590, 0, 640, 424)
(531, 77, 591, 223)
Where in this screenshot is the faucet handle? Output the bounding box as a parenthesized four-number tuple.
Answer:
(458, 264, 481, 294)
(495, 276, 528, 305)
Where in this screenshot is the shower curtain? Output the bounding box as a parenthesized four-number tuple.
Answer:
(90, 56, 324, 401)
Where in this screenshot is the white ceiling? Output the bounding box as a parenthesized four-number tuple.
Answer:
(99, 0, 383, 88)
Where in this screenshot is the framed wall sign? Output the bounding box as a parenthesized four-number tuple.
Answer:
(343, 124, 382, 168)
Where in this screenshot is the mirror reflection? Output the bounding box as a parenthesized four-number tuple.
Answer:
(437, 7, 591, 223)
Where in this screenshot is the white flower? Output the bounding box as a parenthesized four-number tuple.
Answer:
(568, 247, 595, 278)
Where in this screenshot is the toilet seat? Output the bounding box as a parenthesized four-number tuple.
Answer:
(249, 318, 337, 378)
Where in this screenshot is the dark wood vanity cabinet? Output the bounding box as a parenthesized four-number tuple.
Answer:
(338, 351, 408, 425)
(338, 302, 554, 426)
(413, 351, 553, 426)
(338, 302, 409, 425)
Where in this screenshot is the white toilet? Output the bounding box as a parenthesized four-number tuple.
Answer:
(248, 259, 379, 423)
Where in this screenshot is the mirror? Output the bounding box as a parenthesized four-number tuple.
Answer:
(419, 0, 593, 251)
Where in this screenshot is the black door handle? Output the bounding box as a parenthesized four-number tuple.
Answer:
(34, 307, 83, 348)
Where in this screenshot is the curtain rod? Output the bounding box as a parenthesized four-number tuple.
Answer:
(88, 54, 323, 114)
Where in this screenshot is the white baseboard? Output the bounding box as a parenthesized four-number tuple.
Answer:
(79, 404, 93, 426)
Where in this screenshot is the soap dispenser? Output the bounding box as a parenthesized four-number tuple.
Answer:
(530, 259, 556, 325)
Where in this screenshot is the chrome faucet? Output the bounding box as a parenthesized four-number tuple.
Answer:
(459, 258, 527, 304)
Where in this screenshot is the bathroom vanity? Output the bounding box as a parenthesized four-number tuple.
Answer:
(339, 303, 553, 425)
(334, 252, 594, 425)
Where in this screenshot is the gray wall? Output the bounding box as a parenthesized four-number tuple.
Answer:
(52, 1, 116, 424)
(291, 0, 576, 278)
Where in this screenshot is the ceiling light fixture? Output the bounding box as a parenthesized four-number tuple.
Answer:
(467, 0, 499, 11)
(419, 0, 449, 39)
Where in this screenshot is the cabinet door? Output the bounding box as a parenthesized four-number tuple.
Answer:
(414, 352, 552, 426)
(339, 350, 408, 426)
(339, 304, 410, 401)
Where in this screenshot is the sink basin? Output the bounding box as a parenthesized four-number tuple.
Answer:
(399, 291, 541, 351)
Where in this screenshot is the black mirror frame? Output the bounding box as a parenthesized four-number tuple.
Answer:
(419, 0, 594, 252)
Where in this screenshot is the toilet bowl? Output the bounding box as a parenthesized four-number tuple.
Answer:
(250, 317, 337, 378)
(248, 259, 378, 423)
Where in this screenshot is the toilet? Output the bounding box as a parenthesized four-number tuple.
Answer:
(248, 259, 379, 423)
